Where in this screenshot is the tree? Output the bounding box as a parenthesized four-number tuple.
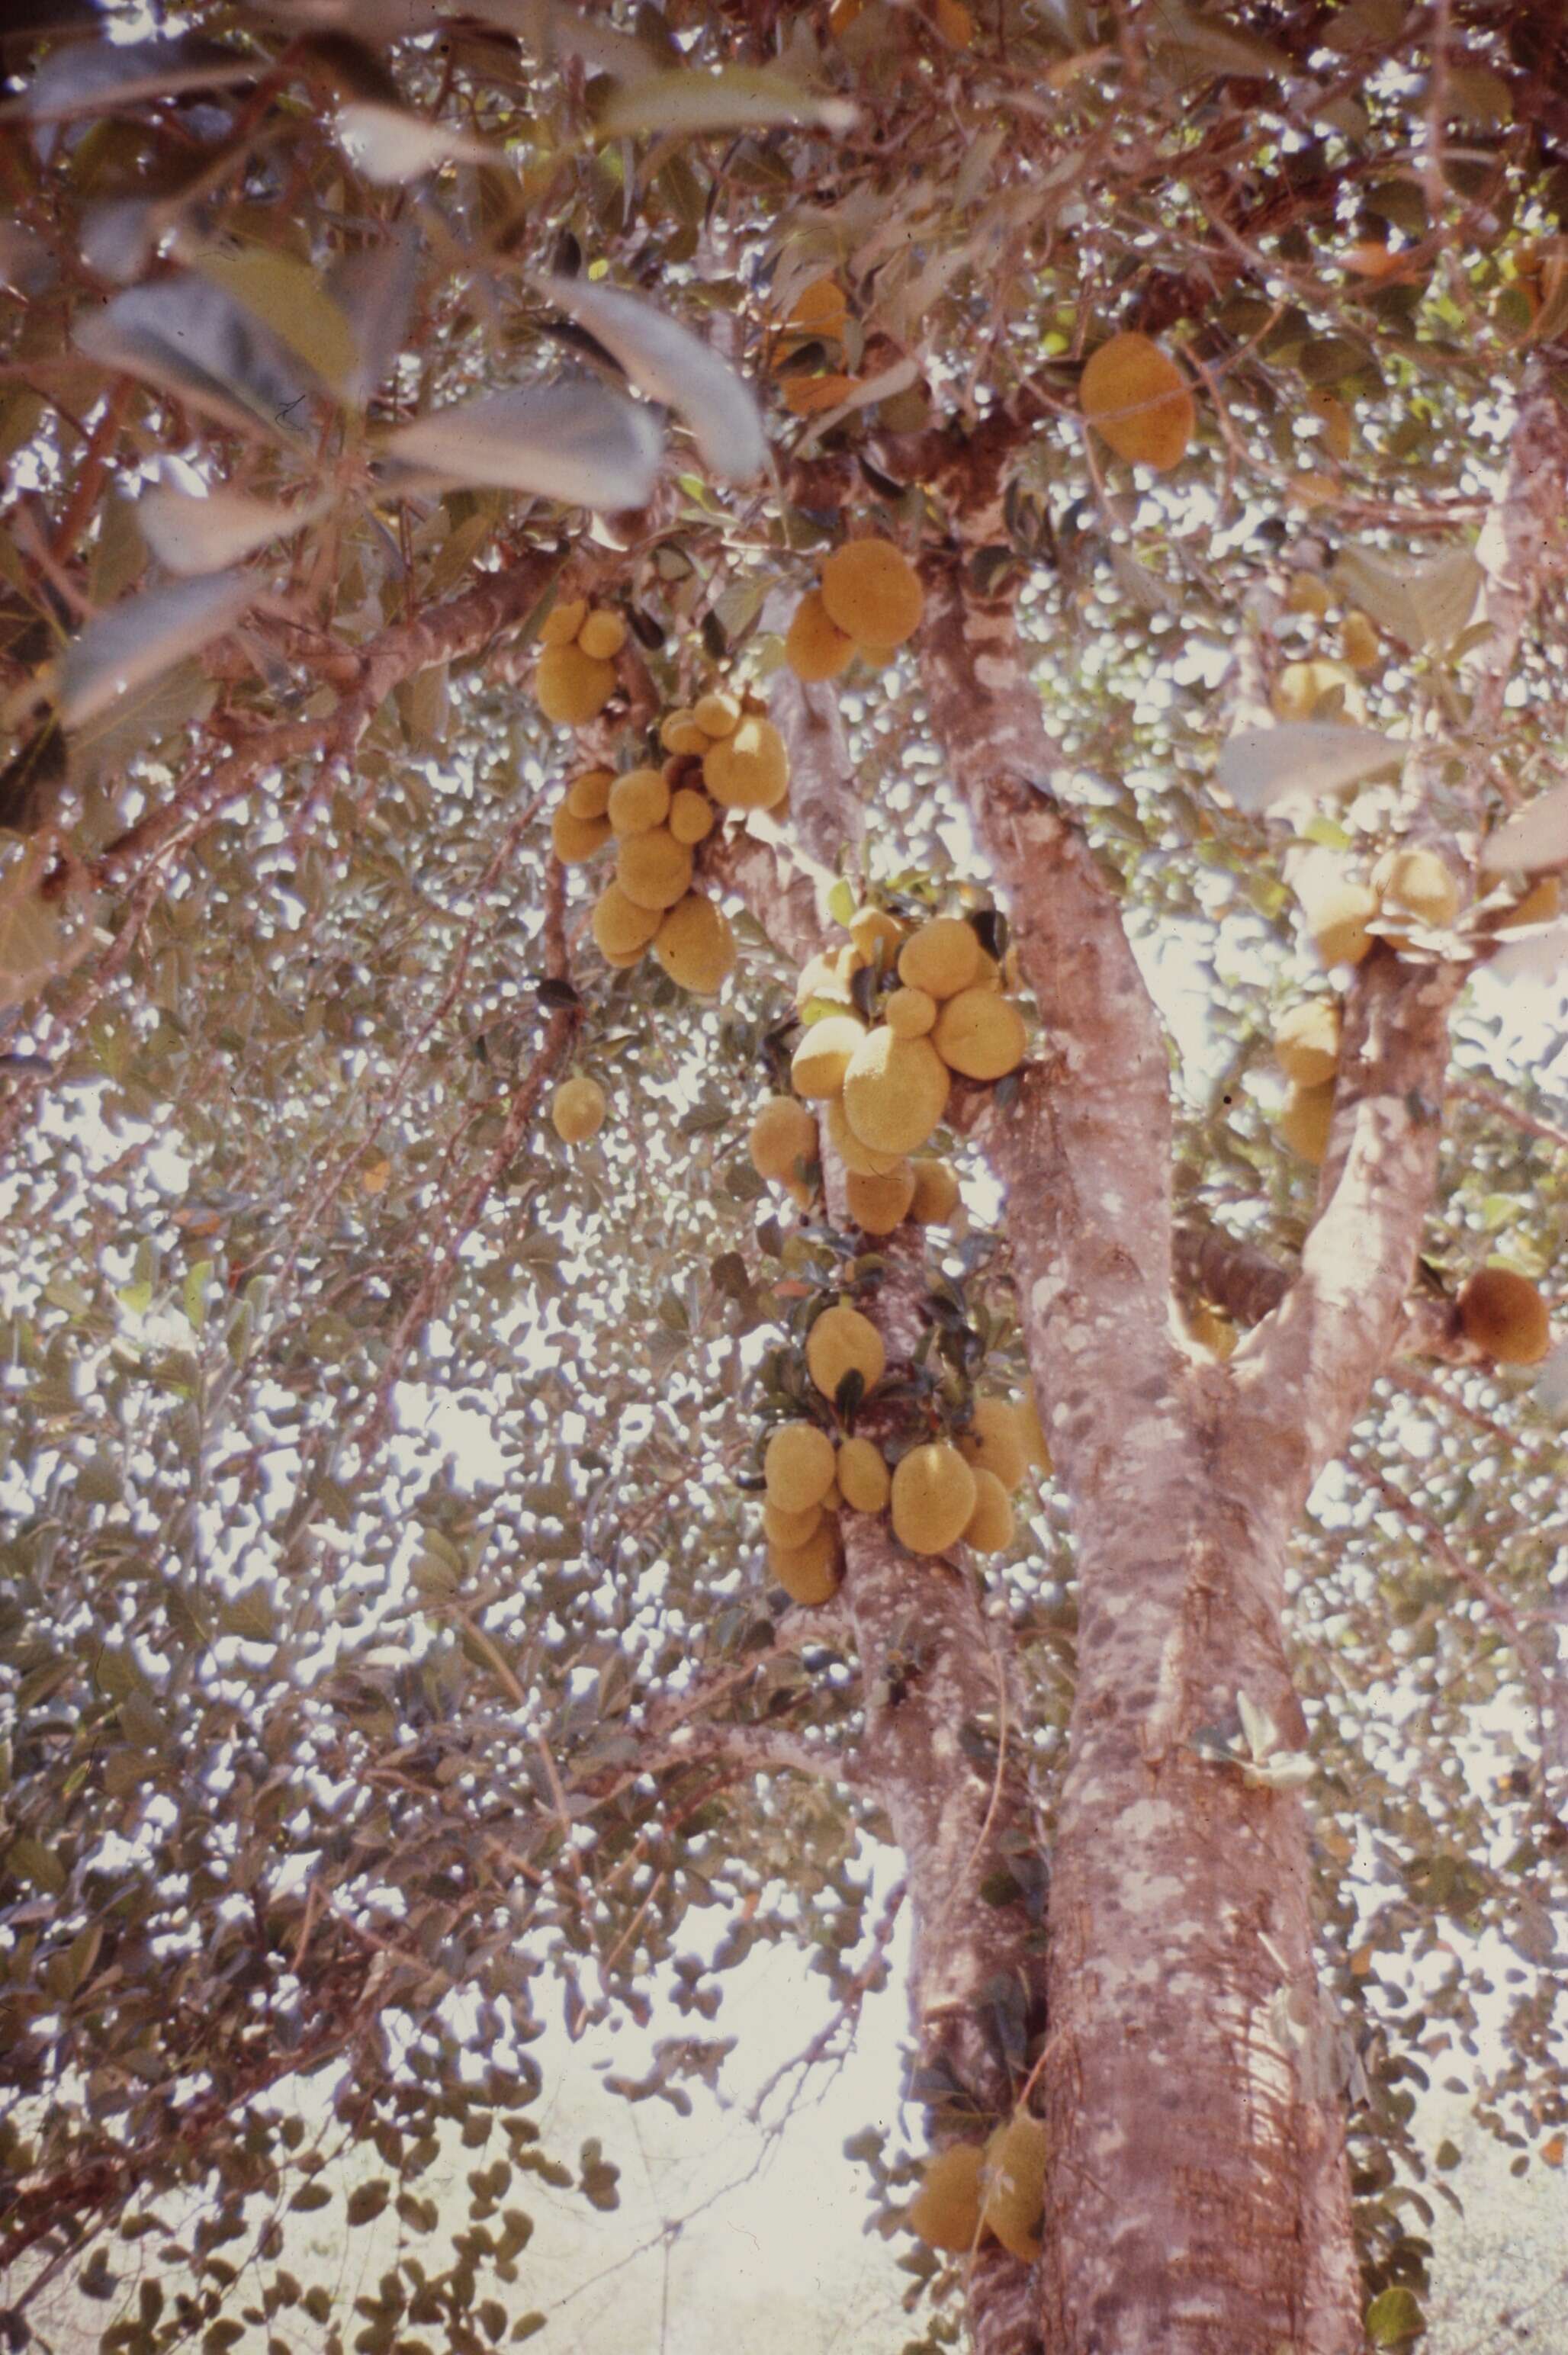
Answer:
(2, 4, 1566, 2353)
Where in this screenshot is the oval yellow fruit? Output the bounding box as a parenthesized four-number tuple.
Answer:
(820, 538, 925, 647)
(763, 1422, 837, 1513)
(841, 1027, 950, 1156)
(550, 1076, 606, 1143)
(891, 1442, 977, 1557)
(805, 1303, 885, 1403)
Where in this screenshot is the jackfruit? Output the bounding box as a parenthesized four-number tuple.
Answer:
(1286, 573, 1332, 618)
(885, 985, 937, 1039)
(958, 1398, 1029, 1492)
(791, 1014, 866, 1100)
(834, 1436, 890, 1514)
(763, 1498, 823, 1550)
(786, 590, 855, 683)
(668, 786, 715, 845)
(566, 767, 615, 821)
(1340, 609, 1380, 672)
(841, 1027, 950, 1155)
(1079, 331, 1194, 471)
(848, 905, 905, 965)
(654, 893, 736, 994)
(538, 597, 588, 647)
(763, 1422, 837, 1513)
(980, 2113, 1047, 2264)
(898, 917, 981, 1000)
(909, 1159, 961, 1225)
(550, 1076, 605, 1143)
(820, 539, 925, 647)
(704, 715, 789, 810)
(795, 945, 863, 1011)
(535, 642, 616, 725)
(962, 1467, 1015, 1554)
(891, 1442, 977, 1556)
(1492, 874, 1561, 930)
(749, 1095, 817, 1184)
(824, 1093, 903, 1178)
(592, 883, 662, 962)
(693, 689, 741, 740)
(1278, 1081, 1335, 1165)
(606, 766, 667, 837)
(844, 1162, 916, 1235)
(907, 2142, 986, 2254)
(1373, 846, 1461, 930)
(769, 1523, 840, 1606)
(806, 1303, 885, 1403)
(1017, 1393, 1052, 1474)
(660, 709, 709, 757)
(1306, 882, 1379, 967)
(1272, 1001, 1341, 1088)
(551, 803, 612, 864)
(933, 990, 1027, 1081)
(577, 608, 627, 661)
(616, 827, 694, 912)
(1458, 1267, 1550, 1364)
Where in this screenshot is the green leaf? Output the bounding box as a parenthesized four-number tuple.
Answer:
(6, 1836, 67, 1894)
(1365, 2286, 1425, 2346)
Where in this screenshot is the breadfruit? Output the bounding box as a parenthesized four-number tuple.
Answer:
(909, 1158, 961, 1225)
(616, 827, 694, 912)
(769, 1523, 840, 1606)
(786, 590, 855, 683)
(1079, 331, 1194, 471)
(844, 1162, 916, 1235)
(1373, 846, 1461, 930)
(820, 539, 925, 647)
(1306, 882, 1379, 967)
(550, 1076, 606, 1144)
(609, 766, 670, 837)
(980, 2113, 1047, 2264)
(1458, 1268, 1550, 1364)
(958, 1398, 1029, 1492)
(834, 1436, 890, 1514)
(885, 985, 937, 1039)
(763, 1499, 823, 1550)
(1492, 874, 1561, 930)
(791, 1014, 867, 1100)
(577, 608, 627, 661)
(551, 803, 612, 864)
(806, 1303, 885, 1403)
(842, 1027, 950, 1156)
(660, 708, 709, 757)
(847, 904, 905, 966)
(908, 2142, 986, 2255)
(1272, 1001, 1341, 1088)
(535, 642, 615, 725)
(538, 596, 588, 647)
(566, 767, 615, 821)
(692, 689, 741, 740)
(1341, 609, 1380, 672)
(592, 883, 662, 962)
(763, 1422, 837, 1513)
(668, 786, 715, 845)
(962, 1467, 1015, 1554)
(891, 1443, 977, 1557)
(898, 917, 981, 1000)
(1278, 1081, 1335, 1165)
(824, 1094, 904, 1178)
(654, 893, 736, 994)
(749, 1095, 818, 1184)
(704, 715, 789, 810)
(933, 990, 1027, 1081)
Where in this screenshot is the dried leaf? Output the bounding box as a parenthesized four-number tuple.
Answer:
(379, 379, 663, 510)
(534, 273, 765, 482)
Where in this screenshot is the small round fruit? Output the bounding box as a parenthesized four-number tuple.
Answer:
(898, 917, 982, 1000)
(786, 590, 856, 683)
(835, 1436, 890, 1514)
(980, 2113, 1047, 2264)
(1306, 882, 1379, 967)
(1278, 1081, 1335, 1165)
(565, 767, 615, 821)
(792, 1014, 867, 1100)
(1340, 609, 1380, 672)
(538, 596, 588, 647)
(806, 1303, 885, 1402)
(577, 608, 627, 661)
(1457, 1268, 1550, 1365)
(763, 1422, 837, 1513)
(660, 709, 709, 757)
(908, 2143, 986, 2255)
(592, 883, 662, 962)
(885, 985, 937, 1039)
(820, 538, 925, 647)
(1079, 331, 1194, 471)
(763, 1499, 822, 1550)
(891, 1443, 977, 1557)
(551, 803, 612, 864)
(932, 991, 1027, 1081)
(653, 893, 736, 994)
(668, 787, 715, 845)
(750, 1095, 818, 1184)
(958, 1398, 1029, 1492)
(609, 766, 670, 837)
(1373, 846, 1461, 930)
(1272, 1001, 1341, 1088)
(693, 689, 741, 740)
(535, 642, 616, 725)
(551, 1076, 606, 1143)
(616, 827, 694, 913)
(841, 1028, 950, 1156)
(844, 1161, 916, 1235)
(704, 715, 789, 810)
(769, 1523, 840, 1605)
(847, 904, 905, 965)
(962, 1468, 1015, 1555)
(909, 1159, 961, 1225)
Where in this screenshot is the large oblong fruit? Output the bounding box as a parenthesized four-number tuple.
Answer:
(763, 1422, 837, 1513)
(550, 1077, 606, 1144)
(844, 1162, 916, 1235)
(958, 1398, 1029, 1492)
(551, 804, 612, 864)
(592, 884, 662, 962)
(824, 1094, 903, 1178)
(750, 1095, 818, 1184)
(1458, 1268, 1550, 1364)
(909, 1158, 961, 1226)
(908, 2142, 987, 2255)
(933, 990, 1027, 1081)
(654, 893, 735, 994)
(962, 1468, 1015, 1555)
(763, 1498, 822, 1550)
(890, 1442, 977, 1556)
(792, 1014, 866, 1100)
(806, 1303, 885, 1402)
(820, 538, 925, 647)
(769, 1523, 840, 1606)
(1272, 1001, 1341, 1088)
(703, 715, 789, 809)
(615, 827, 694, 912)
(1079, 331, 1194, 471)
(786, 589, 856, 682)
(842, 1027, 950, 1156)
(667, 786, 715, 845)
(609, 766, 670, 837)
(1306, 882, 1379, 967)
(834, 1436, 889, 1514)
(898, 917, 980, 1000)
(980, 2113, 1047, 2264)
(1278, 1081, 1335, 1165)
(566, 767, 615, 821)
(535, 642, 616, 725)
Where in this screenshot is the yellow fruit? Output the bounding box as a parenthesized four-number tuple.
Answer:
(535, 642, 616, 724)
(750, 1096, 818, 1184)
(885, 985, 937, 1039)
(577, 608, 626, 661)
(667, 787, 715, 845)
(653, 892, 736, 994)
(1272, 1001, 1341, 1088)
(763, 1499, 823, 1549)
(962, 1467, 1015, 1554)
(592, 883, 662, 962)
(1079, 332, 1194, 471)
(908, 1159, 961, 1224)
(971, 947, 1003, 991)
(704, 715, 789, 810)
(1285, 573, 1332, 618)
(1306, 882, 1379, 967)
(693, 690, 741, 739)
(791, 1014, 867, 1100)
(854, 639, 901, 670)
(980, 2114, 1047, 2264)
(908, 2142, 986, 2254)
(795, 945, 863, 1010)
(1492, 873, 1561, 930)
(550, 1076, 606, 1143)
(1373, 847, 1461, 930)
(616, 827, 694, 912)
(898, 917, 981, 1000)
(565, 767, 615, 821)
(847, 905, 905, 965)
(786, 590, 855, 683)
(1017, 1393, 1052, 1475)
(769, 1523, 840, 1606)
(891, 1442, 977, 1557)
(538, 596, 588, 647)
(844, 1162, 916, 1235)
(1458, 1268, 1550, 1365)
(1278, 1081, 1335, 1165)
(608, 766, 670, 837)
(841, 1028, 950, 1156)
(660, 710, 709, 757)
(551, 803, 612, 864)
(1271, 657, 1363, 723)
(820, 539, 925, 647)
(763, 1422, 837, 1513)
(806, 1303, 885, 1403)
(1341, 609, 1380, 672)
(932, 990, 1027, 1081)
(824, 1094, 903, 1178)
(835, 1436, 890, 1514)
(958, 1398, 1029, 1492)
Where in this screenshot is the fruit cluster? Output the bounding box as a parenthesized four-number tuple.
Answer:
(534, 599, 627, 727)
(784, 538, 925, 683)
(907, 2112, 1049, 2264)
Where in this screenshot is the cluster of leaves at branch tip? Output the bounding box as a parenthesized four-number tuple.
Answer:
(906, 2109, 1048, 2266)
